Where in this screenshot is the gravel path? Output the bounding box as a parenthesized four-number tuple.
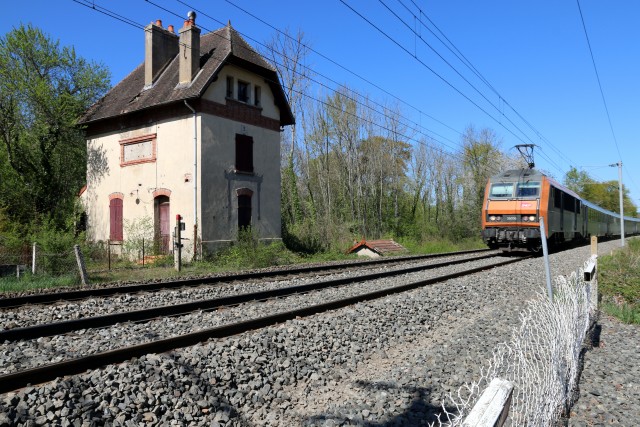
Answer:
(0, 252, 482, 328)
(568, 315, 640, 426)
(0, 256, 503, 374)
(0, 241, 635, 426)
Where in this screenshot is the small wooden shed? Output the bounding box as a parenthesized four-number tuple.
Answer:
(347, 239, 407, 258)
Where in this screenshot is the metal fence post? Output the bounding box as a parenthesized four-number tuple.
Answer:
(32, 243, 37, 275)
(539, 217, 553, 303)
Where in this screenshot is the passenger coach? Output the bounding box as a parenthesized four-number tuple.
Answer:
(481, 169, 640, 251)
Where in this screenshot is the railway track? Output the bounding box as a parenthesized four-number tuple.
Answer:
(0, 249, 491, 309)
(0, 251, 528, 394)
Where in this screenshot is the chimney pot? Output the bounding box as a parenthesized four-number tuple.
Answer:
(178, 14, 201, 85)
(168, 24, 174, 33)
(144, 20, 179, 87)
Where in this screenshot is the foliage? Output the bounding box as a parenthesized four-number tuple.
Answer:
(598, 238, 640, 324)
(600, 301, 640, 324)
(213, 227, 297, 270)
(564, 167, 638, 216)
(122, 216, 155, 259)
(0, 24, 110, 228)
(29, 216, 82, 276)
(0, 272, 77, 293)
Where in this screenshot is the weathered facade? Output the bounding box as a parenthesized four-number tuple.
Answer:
(79, 14, 294, 259)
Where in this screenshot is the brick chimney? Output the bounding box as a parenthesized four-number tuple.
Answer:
(145, 20, 179, 87)
(179, 11, 201, 85)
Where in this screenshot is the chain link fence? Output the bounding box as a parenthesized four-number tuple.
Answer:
(433, 259, 598, 426)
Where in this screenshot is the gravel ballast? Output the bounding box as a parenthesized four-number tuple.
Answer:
(0, 241, 637, 426)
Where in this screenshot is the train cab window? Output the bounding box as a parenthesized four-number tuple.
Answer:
(516, 182, 540, 197)
(490, 183, 514, 198)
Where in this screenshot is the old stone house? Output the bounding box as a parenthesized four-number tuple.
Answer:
(79, 13, 294, 259)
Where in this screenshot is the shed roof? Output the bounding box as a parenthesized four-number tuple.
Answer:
(347, 239, 407, 256)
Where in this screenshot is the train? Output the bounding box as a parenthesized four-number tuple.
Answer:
(481, 168, 640, 251)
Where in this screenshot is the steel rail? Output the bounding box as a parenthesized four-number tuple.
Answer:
(0, 253, 499, 342)
(0, 249, 491, 308)
(0, 255, 528, 394)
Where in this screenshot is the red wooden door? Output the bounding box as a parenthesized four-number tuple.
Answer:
(159, 201, 170, 253)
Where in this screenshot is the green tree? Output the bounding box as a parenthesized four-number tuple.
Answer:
(563, 167, 638, 216)
(0, 24, 110, 228)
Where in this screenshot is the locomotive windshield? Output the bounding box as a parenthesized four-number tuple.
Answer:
(516, 181, 540, 197)
(490, 183, 514, 198)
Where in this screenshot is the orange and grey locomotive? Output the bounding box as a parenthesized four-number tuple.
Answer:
(481, 169, 640, 251)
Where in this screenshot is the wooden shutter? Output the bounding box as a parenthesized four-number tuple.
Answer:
(110, 198, 123, 241)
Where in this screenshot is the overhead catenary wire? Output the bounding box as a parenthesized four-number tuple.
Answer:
(73, 0, 535, 180)
(397, 0, 576, 170)
(73, 0, 465, 162)
(341, 0, 570, 180)
(575, 0, 640, 206)
(145, 0, 465, 152)
(218, 0, 464, 139)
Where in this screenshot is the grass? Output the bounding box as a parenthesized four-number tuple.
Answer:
(0, 237, 486, 294)
(598, 238, 640, 324)
(0, 272, 78, 293)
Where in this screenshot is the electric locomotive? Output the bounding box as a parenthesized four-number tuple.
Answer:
(481, 168, 640, 251)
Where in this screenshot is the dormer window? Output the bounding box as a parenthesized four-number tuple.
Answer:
(237, 80, 250, 103)
(254, 86, 261, 107)
(226, 76, 234, 98)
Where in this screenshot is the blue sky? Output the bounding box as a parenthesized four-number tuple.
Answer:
(2, 0, 639, 210)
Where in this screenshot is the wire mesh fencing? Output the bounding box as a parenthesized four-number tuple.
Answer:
(433, 259, 598, 426)
(0, 238, 173, 280)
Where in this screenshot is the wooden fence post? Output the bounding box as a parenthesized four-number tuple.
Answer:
(74, 245, 90, 286)
(462, 378, 514, 427)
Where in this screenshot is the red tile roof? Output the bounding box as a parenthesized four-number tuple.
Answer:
(347, 239, 407, 255)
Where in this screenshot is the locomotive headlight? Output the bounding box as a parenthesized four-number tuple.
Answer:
(522, 216, 529, 222)
(529, 216, 536, 221)
(489, 215, 496, 221)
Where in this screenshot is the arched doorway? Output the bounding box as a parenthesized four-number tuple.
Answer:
(236, 188, 253, 231)
(154, 195, 170, 254)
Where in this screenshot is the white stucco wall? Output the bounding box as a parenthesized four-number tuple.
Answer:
(85, 64, 284, 259)
(85, 115, 200, 260)
(199, 64, 282, 254)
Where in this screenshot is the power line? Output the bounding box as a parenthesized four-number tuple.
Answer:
(74, 0, 464, 159)
(339, 0, 572, 182)
(218, 0, 465, 139)
(575, 0, 622, 160)
(398, 0, 576, 170)
(379, 0, 538, 147)
(74, 0, 528, 180)
(338, 1, 537, 148)
(164, 0, 465, 151)
(575, 0, 640, 204)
